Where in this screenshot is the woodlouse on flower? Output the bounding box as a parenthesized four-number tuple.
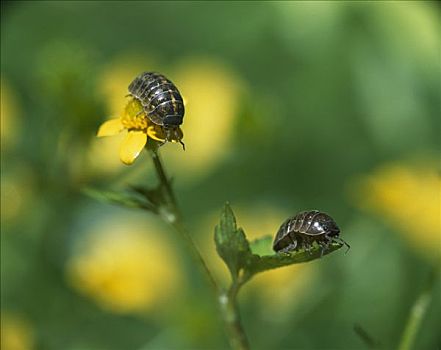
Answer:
(128, 72, 185, 148)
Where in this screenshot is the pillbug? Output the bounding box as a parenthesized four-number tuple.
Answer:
(273, 210, 349, 255)
(128, 72, 185, 147)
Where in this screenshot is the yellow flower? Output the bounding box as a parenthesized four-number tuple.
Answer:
(66, 217, 182, 314)
(95, 56, 241, 173)
(352, 162, 440, 260)
(89, 57, 155, 174)
(0, 313, 34, 350)
(97, 98, 183, 165)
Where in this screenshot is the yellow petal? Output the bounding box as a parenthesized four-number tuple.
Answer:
(146, 125, 166, 142)
(97, 118, 124, 137)
(119, 131, 147, 165)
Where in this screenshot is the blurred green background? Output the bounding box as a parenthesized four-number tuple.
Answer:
(1, 1, 440, 350)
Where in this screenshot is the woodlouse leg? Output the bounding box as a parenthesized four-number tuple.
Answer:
(278, 243, 297, 254)
(276, 235, 298, 254)
(135, 110, 145, 118)
(298, 239, 305, 252)
(321, 236, 332, 256)
(335, 237, 350, 254)
(304, 238, 312, 255)
(318, 241, 326, 258)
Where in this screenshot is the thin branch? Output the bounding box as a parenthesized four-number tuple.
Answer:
(219, 274, 251, 350)
(147, 147, 219, 292)
(147, 145, 251, 350)
(353, 324, 380, 349)
(397, 265, 439, 350)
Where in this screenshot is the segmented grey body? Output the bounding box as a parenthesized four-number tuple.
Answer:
(273, 210, 347, 254)
(128, 72, 184, 127)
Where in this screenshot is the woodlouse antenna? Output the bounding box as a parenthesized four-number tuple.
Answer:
(335, 237, 350, 254)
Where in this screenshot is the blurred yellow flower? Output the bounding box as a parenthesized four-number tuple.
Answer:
(66, 218, 182, 314)
(97, 98, 183, 165)
(86, 131, 126, 176)
(198, 204, 317, 313)
(95, 56, 242, 174)
(98, 55, 158, 117)
(1, 165, 36, 224)
(352, 162, 440, 260)
(1, 79, 21, 151)
(162, 58, 244, 182)
(0, 314, 34, 350)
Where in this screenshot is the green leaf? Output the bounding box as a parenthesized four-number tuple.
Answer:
(129, 184, 166, 207)
(83, 187, 156, 211)
(246, 242, 343, 275)
(214, 203, 252, 279)
(249, 236, 273, 256)
(214, 203, 345, 285)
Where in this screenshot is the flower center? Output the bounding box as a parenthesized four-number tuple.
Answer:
(120, 99, 149, 131)
(121, 113, 149, 130)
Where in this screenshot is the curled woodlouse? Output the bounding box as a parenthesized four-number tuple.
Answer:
(273, 210, 349, 255)
(128, 72, 184, 146)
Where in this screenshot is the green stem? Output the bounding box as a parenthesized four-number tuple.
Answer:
(148, 146, 251, 349)
(172, 219, 219, 292)
(148, 147, 218, 292)
(149, 148, 179, 216)
(219, 274, 251, 350)
(397, 265, 438, 350)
